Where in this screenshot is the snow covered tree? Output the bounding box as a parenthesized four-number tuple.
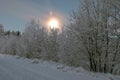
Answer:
(22, 20, 47, 58)
(0, 34, 20, 55)
(59, 25, 87, 67)
(65, 0, 120, 74)
(44, 28, 59, 62)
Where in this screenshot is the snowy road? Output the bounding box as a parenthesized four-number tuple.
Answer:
(0, 54, 119, 80)
(0, 54, 82, 80)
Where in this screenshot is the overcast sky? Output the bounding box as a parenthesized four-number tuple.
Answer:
(0, 0, 79, 31)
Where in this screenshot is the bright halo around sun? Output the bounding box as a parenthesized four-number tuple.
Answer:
(49, 19, 58, 29)
(47, 18, 60, 29)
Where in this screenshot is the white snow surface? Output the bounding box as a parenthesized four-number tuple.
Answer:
(0, 54, 120, 80)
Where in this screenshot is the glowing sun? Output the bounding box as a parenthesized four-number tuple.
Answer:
(48, 18, 59, 29)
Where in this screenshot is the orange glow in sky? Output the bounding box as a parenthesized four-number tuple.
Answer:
(46, 17, 61, 31)
(48, 18, 59, 29)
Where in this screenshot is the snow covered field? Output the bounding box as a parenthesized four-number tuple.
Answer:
(0, 54, 120, 80)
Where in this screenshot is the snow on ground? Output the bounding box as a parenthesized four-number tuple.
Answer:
(0, 54, 120, 80)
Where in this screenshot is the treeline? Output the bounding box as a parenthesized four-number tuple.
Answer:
(0, 30, 21, 36)
(0, 0, 120, 75)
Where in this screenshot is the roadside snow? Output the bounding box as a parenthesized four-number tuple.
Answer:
(0, 54, 120, 80)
